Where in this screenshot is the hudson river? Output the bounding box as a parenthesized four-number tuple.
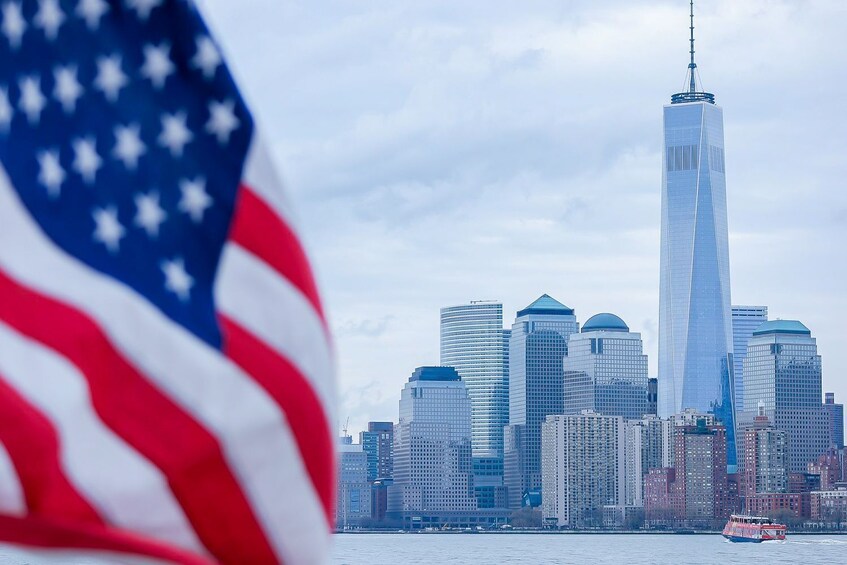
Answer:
(332, 533, 846, 564)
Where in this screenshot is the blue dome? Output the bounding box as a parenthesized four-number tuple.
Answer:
(582, 313, 629, 333)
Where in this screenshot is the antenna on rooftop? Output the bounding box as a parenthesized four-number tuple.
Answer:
(688, 0, 697, 93)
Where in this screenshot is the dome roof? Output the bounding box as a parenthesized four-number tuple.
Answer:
(582, 313, 629, 333)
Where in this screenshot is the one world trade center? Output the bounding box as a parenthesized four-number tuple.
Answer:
(658, 1, 736, 467)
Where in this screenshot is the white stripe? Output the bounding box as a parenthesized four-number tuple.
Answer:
(0, 321, 205, 554)
(0, 543, 172, 565)
(0, 170, 329, 562)
(216, 243, 336, 424)
(242, 131, 300, 231)
(0, 442, 25, 516)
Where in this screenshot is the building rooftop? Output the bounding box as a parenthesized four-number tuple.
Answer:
(409, 366, 461, 382)
(582, 313, 629, 333)
(516, 294, 574, 318)
(752, 320, 811, 337)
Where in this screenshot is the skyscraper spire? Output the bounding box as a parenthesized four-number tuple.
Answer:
(671, 0, 715, 104)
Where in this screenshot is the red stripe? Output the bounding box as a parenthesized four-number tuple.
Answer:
(219, 316, 335, 526)
(0, 514, 214, 565)
(229, 185, 326, 323)
(0, 269, 279, 565)
(0, 376, 103, 525)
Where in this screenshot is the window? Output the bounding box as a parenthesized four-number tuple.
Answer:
(666, 144, 700, 172)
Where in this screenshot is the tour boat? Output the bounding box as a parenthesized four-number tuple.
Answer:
(722, 515, 786, 542)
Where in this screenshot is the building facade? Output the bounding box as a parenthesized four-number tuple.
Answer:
(337, 440, 372, 528)
(541, 411, 624, 528)
(504, 295, 578, 508)
(624, 416, 673, 507)
(739, 410, 788, 498)
(657, 32, 736, 470)
(360, 421, 394, 483)
(824, 392, 844, 450)
(440, 301, 510, 459)
(388, 367, 477, 524)
(563, 313, 649, 420)
(732, 305, 768, 413)
(742, 320, 830, 473)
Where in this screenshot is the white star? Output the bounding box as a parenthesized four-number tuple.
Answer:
(126, 0, 161, 21)
(18, 76, 46, 125)
(158, 112, 193, 157)
(72, 136, 102, 184)
(37, 149, 65, 197)
(76, 0, 109, 30)
(34, 0, 65, 40)
(206, 99, 240, 144)
(113, 123, 146, 169)
(92, 206, 125, 253)
(161, 257, 194, 302)
(192, 36, 221, 80)
(94, 55, 128, 102)
(0, 86, 11, 131)
(134, 191, 167, 238)
(140, 42, 175, 89)
(1, 2, 26, 49)
(178, 177, 212, 223)
(53, 65, 83, 113)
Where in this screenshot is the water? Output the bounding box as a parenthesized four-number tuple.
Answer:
(332, 533, 847, 564)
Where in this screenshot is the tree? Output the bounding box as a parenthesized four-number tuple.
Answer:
(510, 507, 542, 528)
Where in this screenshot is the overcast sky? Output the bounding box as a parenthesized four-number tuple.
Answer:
(200, 0, 847, 437)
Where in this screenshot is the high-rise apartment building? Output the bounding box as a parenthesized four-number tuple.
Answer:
(657, 3, 736, 469)
(824, 392, 845, 450)
(739, 409, 788, 498)
(624, 416, 673, 507)
(440, 301, 510, 459)
(360, 421, 394, 482)
(504, 295, 578, 509)
(388, 367, 477, 525)
(732, 306, 768, 412)
(563, 313, 649, 420)
(541, 411, 624, 528)
(337, 440, 371, 528)
(742, 320, 830, 473)
(671, 421, 733, 526)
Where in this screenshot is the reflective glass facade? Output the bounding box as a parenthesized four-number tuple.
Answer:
(731, 306, 768, 413)
(658, 99, 736, 467)
(441, 301, 510, 458)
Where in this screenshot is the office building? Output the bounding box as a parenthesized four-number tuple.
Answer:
(541, 411, 624, 528)
(360, 421, 393, 483)
(657, 3, 736, 469)
(504, 295, 578, 508)
(337, 440, 371, 528)
(742, 320, 830, 472)
(647, 377, 658, 416)
(388, 367, 477, 526)
(563, 313, 649, 420)
(440, 301, 510, 459)
(732, 306, 769, 412)
(824, 392, 844, 449)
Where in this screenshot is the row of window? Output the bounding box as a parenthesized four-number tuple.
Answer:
(665, 144, 726, 173)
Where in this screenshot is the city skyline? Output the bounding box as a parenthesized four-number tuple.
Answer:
(197, 0, 847, 436)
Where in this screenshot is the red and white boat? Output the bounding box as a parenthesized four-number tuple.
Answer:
(722, 515, 786, 542)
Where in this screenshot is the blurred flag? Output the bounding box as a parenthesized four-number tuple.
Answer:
(0, 1, 335, 563)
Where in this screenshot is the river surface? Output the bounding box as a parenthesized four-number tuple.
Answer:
(332, 533, 847, 564)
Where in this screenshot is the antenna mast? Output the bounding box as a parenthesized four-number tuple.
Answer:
(689, 0, 697, 93)
(671, 0, 715, 104)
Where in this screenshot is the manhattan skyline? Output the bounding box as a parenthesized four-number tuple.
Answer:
(198, 0, 847, 436)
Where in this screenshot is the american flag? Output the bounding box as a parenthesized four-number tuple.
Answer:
(0, 1, 335, 563)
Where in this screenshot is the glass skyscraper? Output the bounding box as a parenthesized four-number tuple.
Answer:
(731, 306, 768, 413)
(657, 6, 736, 468)
(440, 301, 510, 459)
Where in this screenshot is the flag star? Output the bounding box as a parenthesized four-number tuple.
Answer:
(126, 0, 161, 21)
(34, 0, 65, 40)
(206, 99, 240, 144)
(134, 191, 167, 237)
(53, 65, 83, 113)
(113, 123, 146, 169)
(18, 76, 46, 125)
(76, 0, 109, 30)
(1, 2, 26, 49)
(158, 112, 193, 157)
(94, 55, 128, 102)
(72, 136, 102, 184)
(37, 149, 65, 197)
(140, 42, 175, 89)
(92, 206, 125, 253)
(178, 177, 212, 223)
(192, 36, 221, 80)
(0, 86, 11, 130)
(161, 257, 194, 302)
